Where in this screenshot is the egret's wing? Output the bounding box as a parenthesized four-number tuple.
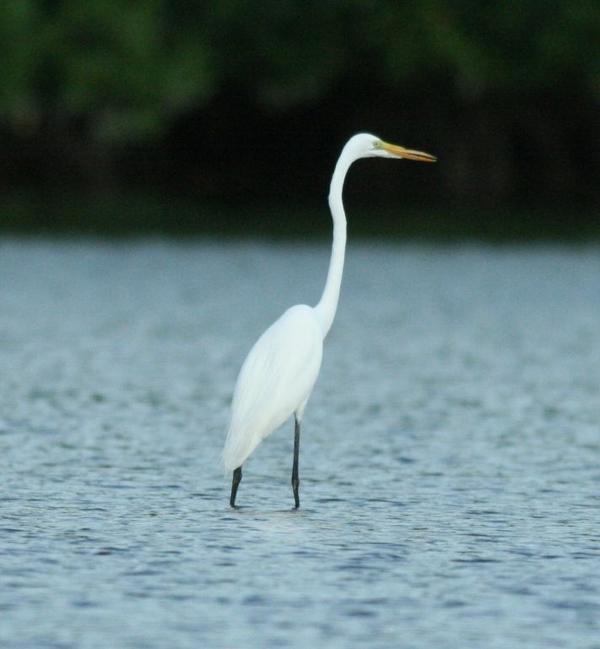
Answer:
(223, 305, 323, 470)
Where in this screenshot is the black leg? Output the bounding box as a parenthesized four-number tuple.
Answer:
(230, 466, 242, 508)
(292, 416, 300, 509)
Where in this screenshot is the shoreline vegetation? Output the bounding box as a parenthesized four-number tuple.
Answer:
(1, 192, 598, 241)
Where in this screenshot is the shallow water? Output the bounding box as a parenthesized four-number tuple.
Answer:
(1, 239, 599, 649)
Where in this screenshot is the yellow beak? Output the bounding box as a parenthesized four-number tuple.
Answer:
(381, 141, 437, 162)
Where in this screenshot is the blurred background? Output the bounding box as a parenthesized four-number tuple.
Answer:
(0, 0, 598, 239)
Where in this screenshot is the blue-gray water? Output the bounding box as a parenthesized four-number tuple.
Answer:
(1, 239, 599, 649)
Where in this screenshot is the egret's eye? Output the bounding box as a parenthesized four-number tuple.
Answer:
(372, 140, 382, 149)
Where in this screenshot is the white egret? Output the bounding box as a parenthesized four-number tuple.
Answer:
(223, 133, 436, 508)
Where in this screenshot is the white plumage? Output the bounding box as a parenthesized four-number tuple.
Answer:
(222, 304, 323, 471)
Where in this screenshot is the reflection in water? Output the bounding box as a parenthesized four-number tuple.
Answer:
(1, 240, 599, 648)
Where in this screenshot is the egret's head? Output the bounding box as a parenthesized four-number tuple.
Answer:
(348, 132, 437, 163)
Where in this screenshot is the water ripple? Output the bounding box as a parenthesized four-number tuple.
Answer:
(1, 240, 599, 649)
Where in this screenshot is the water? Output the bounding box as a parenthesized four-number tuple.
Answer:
(1, 238, 599, 649)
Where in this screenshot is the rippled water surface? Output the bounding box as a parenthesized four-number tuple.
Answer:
(1, 239, 599, 648)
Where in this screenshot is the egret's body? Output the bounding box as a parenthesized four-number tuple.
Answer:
(222, 304, 323, 472)
(223, 133, 436, 508)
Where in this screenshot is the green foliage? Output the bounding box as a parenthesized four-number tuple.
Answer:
(363, 1, 599, 96)
(203, 0, 354, 107)
(0, 1, 41, 130)
(0, 0, 214, 141)
(202, 0, 599, 102)
(0, 1, 597, 142)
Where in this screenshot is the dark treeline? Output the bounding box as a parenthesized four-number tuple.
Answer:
(0, 1, 598, 216)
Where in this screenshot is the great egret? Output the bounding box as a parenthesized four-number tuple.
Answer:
(223, 133, 436, 508)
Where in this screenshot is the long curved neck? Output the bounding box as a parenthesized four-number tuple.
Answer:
(314, 146, 354, 336)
